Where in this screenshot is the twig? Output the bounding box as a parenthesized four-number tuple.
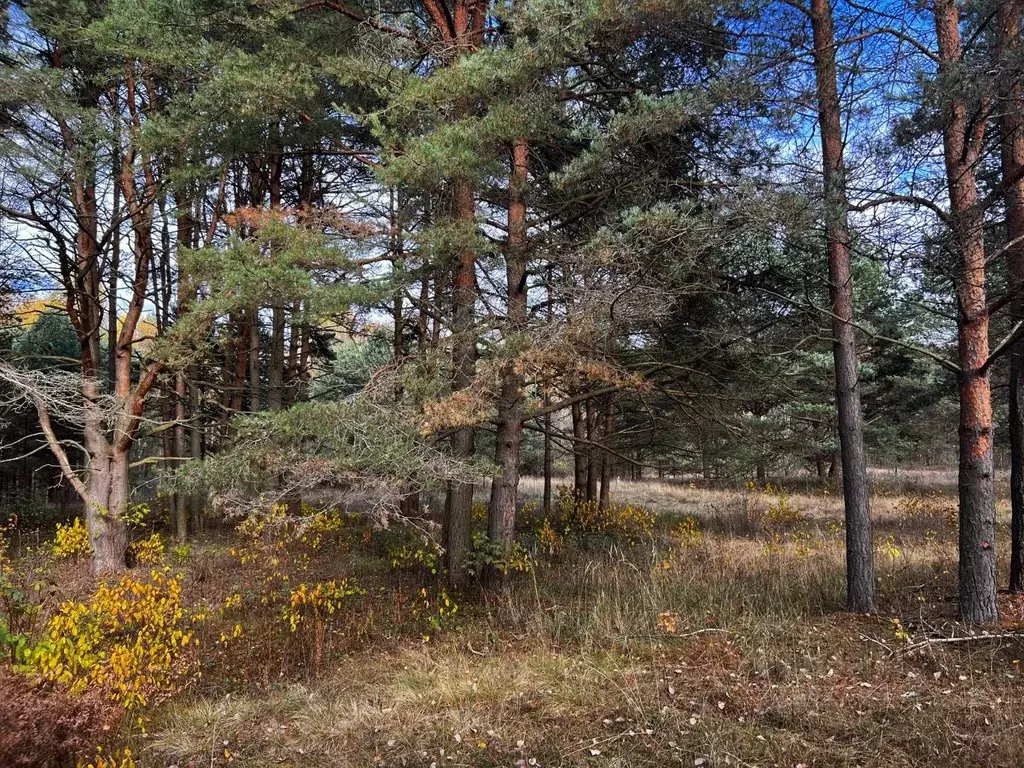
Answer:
(466, 641, 487, 657)
(900, 632, 1024, 654)
(859, 633, 895, 655)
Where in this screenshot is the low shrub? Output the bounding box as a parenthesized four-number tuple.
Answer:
(27, 569, 197, 709)
(52, 518, 92, 559)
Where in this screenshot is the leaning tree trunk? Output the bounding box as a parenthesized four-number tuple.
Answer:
(935, 0, 998, 623)
(998, 0, 1024, 592)
(809, 0, 876, 613)
(487, 139, 529, 584)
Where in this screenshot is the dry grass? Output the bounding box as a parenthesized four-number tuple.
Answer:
(12, 476, 1024, 767)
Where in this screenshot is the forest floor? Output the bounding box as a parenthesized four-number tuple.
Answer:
(12, 473, 1024, 767)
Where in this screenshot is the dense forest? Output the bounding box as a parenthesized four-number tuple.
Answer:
(3, 0, 1024, 765)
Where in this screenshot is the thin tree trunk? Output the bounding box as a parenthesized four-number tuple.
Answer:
(231, 313, 248, 414)
(285, 301, 300, 406)
(998, 0, 1024, 592)
(189, 366, 203, 533)
(296, 308, 311, 402)
(598, 395, 613, 511)
(572, 399, 586, 498)
(810, 0, 876, 612)
(542, 266, 553, 516)
(487, 139, 529, 584)
(108, 150, 120, 395)
(172, 203, 192, 541)
(585, 397, 599, 503)
(249, 309, 261, 411)
(934, 0, 998, 624)
(268, 306, 285, 411)
(268, 143, 285, 413)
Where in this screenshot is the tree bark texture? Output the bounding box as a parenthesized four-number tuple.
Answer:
(810, 0, 876, 613)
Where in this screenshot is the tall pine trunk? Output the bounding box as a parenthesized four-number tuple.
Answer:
(998, 0, 1024, 592)
(172, 204, 193, 542)
(809, 0, 876, 612)
(487, 139, 528, 581)
(542, 264, 554, 516)
(934, 0, 998, 623)
(444, 180, 477, 588)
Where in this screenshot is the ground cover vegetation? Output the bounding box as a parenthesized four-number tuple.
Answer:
(4, 0, 1024, 764)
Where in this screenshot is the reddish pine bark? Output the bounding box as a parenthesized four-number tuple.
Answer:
(934, 0, 998, 623)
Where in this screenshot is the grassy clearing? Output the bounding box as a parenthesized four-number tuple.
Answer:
(10, 476, 1024, 767)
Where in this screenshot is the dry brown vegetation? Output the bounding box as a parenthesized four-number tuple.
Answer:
(8, 475, 1024, 767)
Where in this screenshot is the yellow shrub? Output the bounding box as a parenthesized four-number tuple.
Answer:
(763, 485, 803, 525)
(413, 586, 459, 639)
(471, 502, 488, 524)
(518, 500, 540, 529)
(53, 518, 92, 559)
(300, 509, 344, 551)
(674, 516, 704, 548)
(129, 533, 165, 565)
(536, 518, 564, 556)
(281, 579, 364, 673)
(77, 747, 135, 768)
(657, 610, 679, 634)
(29, 570, 196, 709)
(553, 486, 655, 541)
(121, 502, 155, 529)
(879, 534, 902, 562)
(282, 579, 364, 633)
(389, 539, 441, 574)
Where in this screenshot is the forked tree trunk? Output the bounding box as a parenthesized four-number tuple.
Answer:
(934, 0, 998, 623)
(80, 410, 130, 575)
(809, 0, 876, 612)
(86, 450, 130, 575)
(487, 139, 529, 580)
(997, 0, 1024, 592)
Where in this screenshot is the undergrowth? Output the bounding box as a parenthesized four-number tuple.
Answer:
(2, 479, 1022, 767)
